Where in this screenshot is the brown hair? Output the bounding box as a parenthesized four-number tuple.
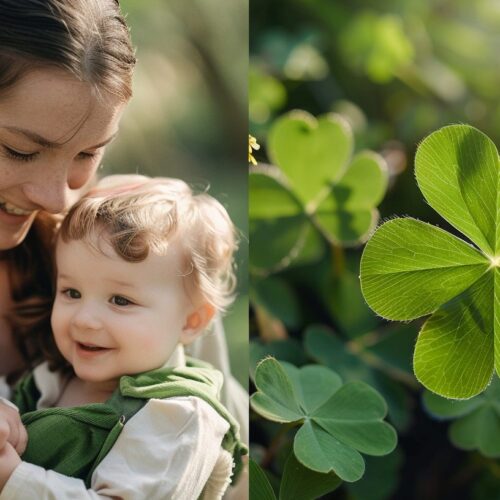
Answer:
(0, 0, 136, 101)
(3, 212, 68, 378)
(60, 176, 238, 312)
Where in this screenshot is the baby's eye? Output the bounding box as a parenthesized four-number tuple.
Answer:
(63, 288, 81, 299)
(110, 295, 133, 307)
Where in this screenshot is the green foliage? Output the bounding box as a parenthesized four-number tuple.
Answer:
(251, 276, 303, 329)
(304, 325, 415, 431)
(249, 65, 287, 126)
(250, 358, 397, 482)
(250, 339, 308, 380)
(250, 459, 277, 500)
(346, 450, 403, 500)
(251, 0, 500, 495)
(252, 30, 329, 82)
(339, 12, 414, 83)
(279, 452, 342, 499)
(360, 124, 500, 400)
(249, 453, 342, 500)
(423, 377, 500, 458)
(250, 111, 388, 273)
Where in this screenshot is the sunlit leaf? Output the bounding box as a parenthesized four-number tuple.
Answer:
(415, 124, 499, 256)
(360, 124, 500, 398)
(414, 273, 494, 399)
(268, 111, 352, 204)
(250, 111, 388, 273)
(361, 218, 489, 321)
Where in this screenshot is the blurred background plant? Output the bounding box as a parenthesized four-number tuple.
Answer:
(250, 0, 500, 498)
(100, 0, 248, 387)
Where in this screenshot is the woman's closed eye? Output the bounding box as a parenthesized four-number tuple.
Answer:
(2, 145, 38, 163)
(110, 295, 135, 307)
(62, 288, 81, 299)
(77, 150, 102, 161)
(2, 145, 103, 163)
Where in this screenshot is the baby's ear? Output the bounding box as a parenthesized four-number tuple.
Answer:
(180, 303, 216, 345)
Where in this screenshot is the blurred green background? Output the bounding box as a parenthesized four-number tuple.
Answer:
(102, 0, 248, 387)
(250, 0, 500, 498)
(250, 0, 500, 219)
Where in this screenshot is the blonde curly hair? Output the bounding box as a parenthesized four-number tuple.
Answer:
(59, 175, 238, 312)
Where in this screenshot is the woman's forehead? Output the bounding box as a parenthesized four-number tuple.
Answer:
(0, 68, 125, 148)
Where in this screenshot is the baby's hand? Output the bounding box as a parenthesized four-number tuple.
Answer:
(0, 402, 27, 455)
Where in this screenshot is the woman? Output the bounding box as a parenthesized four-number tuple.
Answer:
(0, 0, 133, 384)
(0, 1, 247, 496)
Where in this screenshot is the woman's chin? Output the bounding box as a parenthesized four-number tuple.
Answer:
(0, 212, 37, 250)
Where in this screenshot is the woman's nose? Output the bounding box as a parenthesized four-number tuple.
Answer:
(23, 166, 70, 214)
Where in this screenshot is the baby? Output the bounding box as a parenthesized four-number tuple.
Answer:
(0, 176, 246, 499)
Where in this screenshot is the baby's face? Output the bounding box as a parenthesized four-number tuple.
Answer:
(52, 235, 192, 385)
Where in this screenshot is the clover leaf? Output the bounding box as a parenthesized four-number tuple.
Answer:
(279, 451, 342, 500)
(360, 124, 500, 399)
(249, 459, 277, 500)
(304, 325, 415, 431)
(250, 111, 388, 273)
(249, 452, 342, 500)
(250, 358, 397, 482)
(423, 377, 500, 457)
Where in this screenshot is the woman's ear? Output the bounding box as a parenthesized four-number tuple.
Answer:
(180, 303, 216, 345)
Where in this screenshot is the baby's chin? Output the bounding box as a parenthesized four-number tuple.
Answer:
(72, 367, 122, 388)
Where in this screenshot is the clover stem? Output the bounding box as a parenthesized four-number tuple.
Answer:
(331, 243, 345, 277)
(347, 343, 419, 389)
(261, 421, 302, 468)
(254, 304, 288, 342)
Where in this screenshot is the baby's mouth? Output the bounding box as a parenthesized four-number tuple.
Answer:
(77, 342, 109, 352)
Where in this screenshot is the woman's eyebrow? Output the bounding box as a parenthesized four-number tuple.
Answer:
(1, 126, 118, 149)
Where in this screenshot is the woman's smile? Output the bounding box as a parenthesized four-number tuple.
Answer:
(0, 197, 35, 216)
(0, 197, 38, 236)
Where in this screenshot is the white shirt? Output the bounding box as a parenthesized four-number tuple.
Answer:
(0, 377, 10, 400)
(0, 346, 234, 500)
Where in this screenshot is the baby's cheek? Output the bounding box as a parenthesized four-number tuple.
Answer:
(137, 335, 163, 352)
(51, 308, 70, 346)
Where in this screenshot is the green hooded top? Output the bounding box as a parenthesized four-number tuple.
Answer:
(13, 358, 247, 488)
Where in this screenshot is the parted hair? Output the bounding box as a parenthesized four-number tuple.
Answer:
(0, 0, 136, 101)
(59, 176, 238, 312)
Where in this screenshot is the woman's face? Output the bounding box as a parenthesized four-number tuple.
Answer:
(0, 67, 126, 250)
